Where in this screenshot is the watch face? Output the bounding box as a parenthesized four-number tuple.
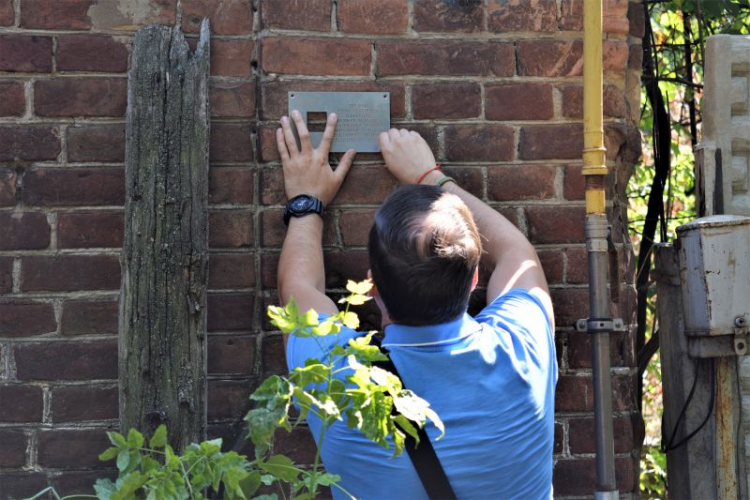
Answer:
(291, 196, 313, 212)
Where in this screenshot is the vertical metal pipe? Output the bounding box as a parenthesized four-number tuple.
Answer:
(587, 216, 618, 497)
(583, 0, 618, 495)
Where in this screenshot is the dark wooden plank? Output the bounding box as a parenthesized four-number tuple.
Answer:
(120, 20, 210, 451)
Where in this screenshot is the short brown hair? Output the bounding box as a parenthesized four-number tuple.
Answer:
(368, 184, 481, 325)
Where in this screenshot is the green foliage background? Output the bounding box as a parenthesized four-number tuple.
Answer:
(628, 0, 749, 496)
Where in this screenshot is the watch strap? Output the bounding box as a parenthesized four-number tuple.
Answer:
(283, 195, 325, 226)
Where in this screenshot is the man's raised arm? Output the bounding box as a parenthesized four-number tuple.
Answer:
(378, 129, 552, 322)
(276, 111, 356, 341)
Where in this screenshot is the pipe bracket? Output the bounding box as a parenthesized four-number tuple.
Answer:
(576, 317, 626, 334)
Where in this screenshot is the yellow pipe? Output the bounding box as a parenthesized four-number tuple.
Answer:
(582, 0, 607, 214)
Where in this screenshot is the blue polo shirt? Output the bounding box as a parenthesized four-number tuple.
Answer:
(286, 288, 557, 499)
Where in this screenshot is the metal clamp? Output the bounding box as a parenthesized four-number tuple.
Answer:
(576, 318, 626, 334)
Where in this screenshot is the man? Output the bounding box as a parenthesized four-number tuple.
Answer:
(275, 110, 557, 499)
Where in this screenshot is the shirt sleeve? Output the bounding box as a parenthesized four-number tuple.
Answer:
(473, 288, 555, 365)
(286, 313, 362, 372)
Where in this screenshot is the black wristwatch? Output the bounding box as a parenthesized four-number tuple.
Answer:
(283, 194, 325, 226)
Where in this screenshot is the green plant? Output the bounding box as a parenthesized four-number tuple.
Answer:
(640, 445, 668, 498)
(28, 279, 441, 500)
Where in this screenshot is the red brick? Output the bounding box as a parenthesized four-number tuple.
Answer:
(208, 334, 256, 375)
(339, 0, 408, 34)
(553, 422, 563, 454)
(35, 78, 127, 117)
(324, 250, 369, 288)
(441, 166, 484, 198)
(0, 256, 12, 293)
(210, 123, 254, 163)
(0, 81, 25, 116)
(334, 167, 399, 205)
(553, 457, 635, 495)
(412, 82, 481, 120)
(537, 249, 564, 285)
(38, 428, 111, 468)
(0, 472, 48, 499)
(0, 429, 27, 467)
(568, 331, 634, 369)
(209, 210, 253, 248)
(517, 40, 582, 77)
(16, 340, 118, 380)
(257, 124, 280, 163)
(486, 83, 553, 121)
(0, 385, 43, 421)
(262, 37, 371, 76)
(0, 168, 16, 206)
(57, 35, 129, 72)
(445, 124, 514, 162)
(21, 255, 121, 292)
(0, 0, 13, 25)
(520, 124, 583, 161)
(51, 385, 118, 422)
(261, 0, 332, 31)
(526, 205, 585, 244)
(67, 124, 125, 163)
(629, 43, 643, 71)
(207, 292, 255, 331)
(628, 1, 646, 38)
(183, 0, 252, 35)
(20, 0, 92, 29)
(210, 81, 256, 118)
(61, 300, 119, 335)
(261, 333, 287, 374)
(23, 168, 125, 207)
(260, 254, 279, 288)
(550, 287, 588, 327)
(0, 126, 60, 161)
(210, 167, 254, 205)
(0, 301, 56, 336)
(208, 380, 253, 420)
(563, 165, 585, 201)
(565, 246, 588, 283)
(555, 374, 636, 414)
(414, 0, 482, 32)
(260, 167, 285, 205)
(209, 253, 256, 289)
(488, 165, 556, 201)
(273, 426, 317, 464)
(487, 0, 556, 32)
(261, 80, 405, 120)
(0, 211, 50, 250)
(58, 211, 124, 249)
(0, 35, 52, 73)
(561, 84, 628, 119)
(340, 209, 375, 247)
(377, 41, 514, 77)
(559, 0, 629, 34)
(570, 417, 634, 453)
(211, 40, 254, 77)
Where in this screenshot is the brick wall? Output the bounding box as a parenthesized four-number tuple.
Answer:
(0, 0, 643, 497)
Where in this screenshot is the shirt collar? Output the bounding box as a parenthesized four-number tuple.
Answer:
(382, 313, 481, 348)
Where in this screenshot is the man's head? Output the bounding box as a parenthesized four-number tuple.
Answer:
(368, 184, 482, 326)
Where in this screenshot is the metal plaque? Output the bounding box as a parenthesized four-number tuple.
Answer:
(288, 91, 390, 152)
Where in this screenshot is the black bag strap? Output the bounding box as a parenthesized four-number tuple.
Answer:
(372, 337, 457, 500)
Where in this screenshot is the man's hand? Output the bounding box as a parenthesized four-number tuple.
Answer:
(277, 110, 356, 205)
(378, 129, 437, 184)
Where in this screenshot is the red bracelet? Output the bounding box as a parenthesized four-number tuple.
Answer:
(416, 165, 441, 185)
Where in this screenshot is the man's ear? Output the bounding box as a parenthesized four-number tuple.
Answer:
(470, 267, 479, 292)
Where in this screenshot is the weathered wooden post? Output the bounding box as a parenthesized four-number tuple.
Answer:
(119, 20, 210, 451)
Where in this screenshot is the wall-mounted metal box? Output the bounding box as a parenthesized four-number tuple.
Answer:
(677, 215, 750, 336)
